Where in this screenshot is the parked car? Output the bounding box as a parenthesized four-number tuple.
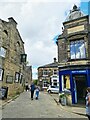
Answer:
(47, 85, 59, 93)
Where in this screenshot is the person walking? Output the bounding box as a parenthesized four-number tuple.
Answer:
(25, 82, 29, 91)
(35, 86, 40, 100)
(86, 87, 90, 120)
(30, 81, 35, 100)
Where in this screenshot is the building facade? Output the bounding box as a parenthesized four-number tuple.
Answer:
(38, 58, 59, 90)
(25, 66, 32, 84)
(0, 17, 28, 97)
(57, 5, 90, 104)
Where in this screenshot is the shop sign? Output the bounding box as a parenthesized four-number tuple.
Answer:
(72, 70, 87, 74)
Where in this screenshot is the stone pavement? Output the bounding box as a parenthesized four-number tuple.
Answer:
(50, 93, 86, 117)
(0, 94, 19, 107)
(0, 92, 86, 117)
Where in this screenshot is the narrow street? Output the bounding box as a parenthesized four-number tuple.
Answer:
(2, 91, 87, 118)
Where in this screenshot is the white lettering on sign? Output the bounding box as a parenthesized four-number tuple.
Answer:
(72, 70, 86, 74)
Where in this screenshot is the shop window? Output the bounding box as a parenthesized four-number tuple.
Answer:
(70, 39, 86, 59)
(65, 75, 70, 89)
(62, 75, 70, 90)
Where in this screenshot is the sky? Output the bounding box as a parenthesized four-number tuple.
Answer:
(0, 0, 89, 79)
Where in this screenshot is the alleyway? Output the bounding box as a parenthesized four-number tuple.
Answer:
(2, 91, 87, 118)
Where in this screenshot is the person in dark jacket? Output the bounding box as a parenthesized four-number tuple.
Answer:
(30, 81, 35, 100)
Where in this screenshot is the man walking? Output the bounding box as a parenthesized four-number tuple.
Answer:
(30, 81, 35, 100)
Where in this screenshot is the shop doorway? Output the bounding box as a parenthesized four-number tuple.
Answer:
(73, 75, 87, 104)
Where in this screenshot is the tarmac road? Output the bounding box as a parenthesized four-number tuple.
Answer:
(2, 91, 88, 119)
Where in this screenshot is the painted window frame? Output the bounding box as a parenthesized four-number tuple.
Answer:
(70, 39, 86, 60)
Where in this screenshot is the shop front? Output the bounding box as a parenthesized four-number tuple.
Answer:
(59, 68, 90, 104)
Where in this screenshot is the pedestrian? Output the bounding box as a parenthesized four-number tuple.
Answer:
(30, 81, 35, 100)
(86, 87, 90, 120)
(35, 86, 40, 100)
(25, 82, 29, 91)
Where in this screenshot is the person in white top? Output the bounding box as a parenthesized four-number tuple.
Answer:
(35, 86, 40, 100)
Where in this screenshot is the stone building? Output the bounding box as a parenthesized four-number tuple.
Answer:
(25, 66, 32, 84)
(0, 17, 27, 97)
(57, 5, 90, 104)
(38, 58, 59, 90)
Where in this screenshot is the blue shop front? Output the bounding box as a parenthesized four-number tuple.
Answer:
(59, 67, 90, 104)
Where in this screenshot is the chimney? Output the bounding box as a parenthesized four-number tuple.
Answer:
(54, 58, 57, 63)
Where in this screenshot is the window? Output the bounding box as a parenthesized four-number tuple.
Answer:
(4, 30, 8, 36)
(43, 70, 48, 76)
(15, 72, 20, 83)
(0, 69, 3, 81)
(6, 75, 13, 83)
(19, 73, 23, 84)
(0, 47, 6, 58)
(53, 80, 57, 86)
(70, 39, 86, 59)
(53, 70, 58, 75)
(43, 80, 48, 88)
(61, 75, 70, 90)
(16, 41, 20, 52)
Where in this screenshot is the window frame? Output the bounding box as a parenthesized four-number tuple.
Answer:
(14, 72, 20, 83)
(70, 39, 86, 60)
(43, 70, 49, 76)
(53, 69, 58, 75)
(0, 68, 4, 81)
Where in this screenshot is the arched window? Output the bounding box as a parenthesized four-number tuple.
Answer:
(3, 30, 8, 36)
(16, 41, 20, 52)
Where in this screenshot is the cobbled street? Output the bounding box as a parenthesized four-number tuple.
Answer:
(2, 91, 87, 119)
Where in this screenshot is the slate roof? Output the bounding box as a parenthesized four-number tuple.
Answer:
(38, 62, 58, 68)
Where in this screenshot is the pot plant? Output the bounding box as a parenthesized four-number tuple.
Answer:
(59, 92, 66, 105)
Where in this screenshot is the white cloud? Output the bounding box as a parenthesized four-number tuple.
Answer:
(0, 0, 81, 78)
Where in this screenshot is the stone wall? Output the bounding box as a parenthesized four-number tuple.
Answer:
(0, 18, 26, 98)
(58, 16, 90, 66)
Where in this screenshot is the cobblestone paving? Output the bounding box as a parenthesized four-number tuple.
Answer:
(2, 91, 88, 119)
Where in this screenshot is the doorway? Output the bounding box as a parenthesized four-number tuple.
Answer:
(73, 74, 87, 104)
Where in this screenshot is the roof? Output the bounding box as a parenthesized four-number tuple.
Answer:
(65, 5, 85, 22)
(38, 62, 58, 69)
